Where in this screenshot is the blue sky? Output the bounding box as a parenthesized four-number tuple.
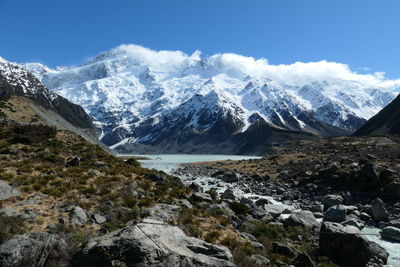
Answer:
(1, 0, 399, 78)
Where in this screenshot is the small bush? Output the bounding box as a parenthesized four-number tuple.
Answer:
(125, 158, 141, 167)
(229, 202, 248, 215)
(0, 215, 27, 243)
(204, 231, 221, 243)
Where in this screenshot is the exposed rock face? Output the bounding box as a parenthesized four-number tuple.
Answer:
(321, 194, 344, 210)
(284, 210, 319, 230)
(380, 226, 400, 242)
(371, 198, 389, 221)
(323, 205, 347, 223)
(271, 242, 297, 258)
(70, 206, 88, 226)
(66, 156, 80, 167)
(0, 57, 95, 131)
(292, 253, 315, 267)
(0, 180, 21, 200)
(263, 204, 286, 218)
(319, 222, 388, 266)
(0, 232, 70, 267)
(74, 219, 235, 267)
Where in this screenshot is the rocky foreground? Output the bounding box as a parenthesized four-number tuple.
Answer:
(1, 122, 399, 266)
(174, 135, 400, 266)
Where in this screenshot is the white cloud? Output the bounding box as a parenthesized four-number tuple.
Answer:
(112, 44, 400, 91)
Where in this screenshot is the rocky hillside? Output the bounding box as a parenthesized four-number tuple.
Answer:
(0, 57, 98, 143)
(23, 45, 398, 154)
(353, 93, 400, 136)
(177, 134, 400, 265)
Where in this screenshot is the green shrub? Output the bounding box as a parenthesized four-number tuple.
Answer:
(125, 158, 141, 167)
(0, 215, 27, 243)
(229, 202, 248, 215)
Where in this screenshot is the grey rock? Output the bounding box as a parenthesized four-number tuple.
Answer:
(70, 206, 88, 226)
(146, 204, 181, 222)
(92, 161, 107, 167)
(248, 204, 268, 220)
(219, 173, 240, 183)
(89, 169, 101, 176)
(263, 204, 286, 218)
(319, 222, 388, 266)
(272, 242, 297, 258)
(342, 218, 364, 230)
(389, 219, 400, 228)
(313, 212, 323, 219)
(380, 226, 400, 242)
(250, 254, 270, 265)
(371, 198, 389, 221)
(191, 192, 213, 203)
(360, 163, 380, 181)
(0, 232, 71, 267)
(240, 197, 253, 205)
(255, 198, 272, 206)
(66, 156, 80, 167)
(92, 214, 107, 224)
(323, 205, 347, 223)
(240, 232, 257, 242)
(189, 182, 202, 192)
(221, 189, 238, 200)
(74, 219, 235, 267)
(310, 204, 324, 213)
(251, 241, 265, 250)
(284, 210, 319, 230)
(292, 253, 315, 267)
(208, 203, 234, 216)
(180, 199, 193, 209)
(322, 194, 343, 210)
(145, 173, 167, 183)
(0, 208, 21, 217)
(0, 180, 21, 200)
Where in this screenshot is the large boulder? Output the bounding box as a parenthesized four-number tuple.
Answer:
(70, 206, 88, 226)
(319, 222, 388, 266)
(371, 198, 389, 221)
(219, 173, 240, 183)
(323, 205, 347, 223)
(380, 226, 400, 242)
(263, 204, 286, 218)
(66, 156, 80, 167)
(74, 219, 235, 267)
(292, 253, 315, 267)
(0, 232, 70, 267)
(146, 204, 181, 222)
(0, 180, 21, 200)
(321, 194, 344, 210)
(284, 210, 319, 230)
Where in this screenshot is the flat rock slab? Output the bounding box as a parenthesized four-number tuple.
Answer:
(74, 219, 235, 267)
(0, 180, 21, 200)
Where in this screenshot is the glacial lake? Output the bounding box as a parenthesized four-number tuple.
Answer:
(118, 154, 262, 173)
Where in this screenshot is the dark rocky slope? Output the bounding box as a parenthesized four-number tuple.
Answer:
(353, 93, 400, 136)
(0, 57, 96, 139)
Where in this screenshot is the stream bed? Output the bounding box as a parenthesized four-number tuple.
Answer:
(121, 154, 400, 266)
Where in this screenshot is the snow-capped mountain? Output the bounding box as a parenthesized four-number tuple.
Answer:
(0, 57, 95, 134)
(21, 45, 400, 154)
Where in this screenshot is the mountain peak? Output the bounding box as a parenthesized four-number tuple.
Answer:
(21, 44, 400, 153)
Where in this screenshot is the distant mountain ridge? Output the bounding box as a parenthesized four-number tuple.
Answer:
(353, 93, 400, 136)
(21, 45, 399, 154)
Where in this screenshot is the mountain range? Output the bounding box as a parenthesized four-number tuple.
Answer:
(19, 45, 400, 154)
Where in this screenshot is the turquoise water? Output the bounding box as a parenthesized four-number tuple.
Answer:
(119, 154, 262, 173)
